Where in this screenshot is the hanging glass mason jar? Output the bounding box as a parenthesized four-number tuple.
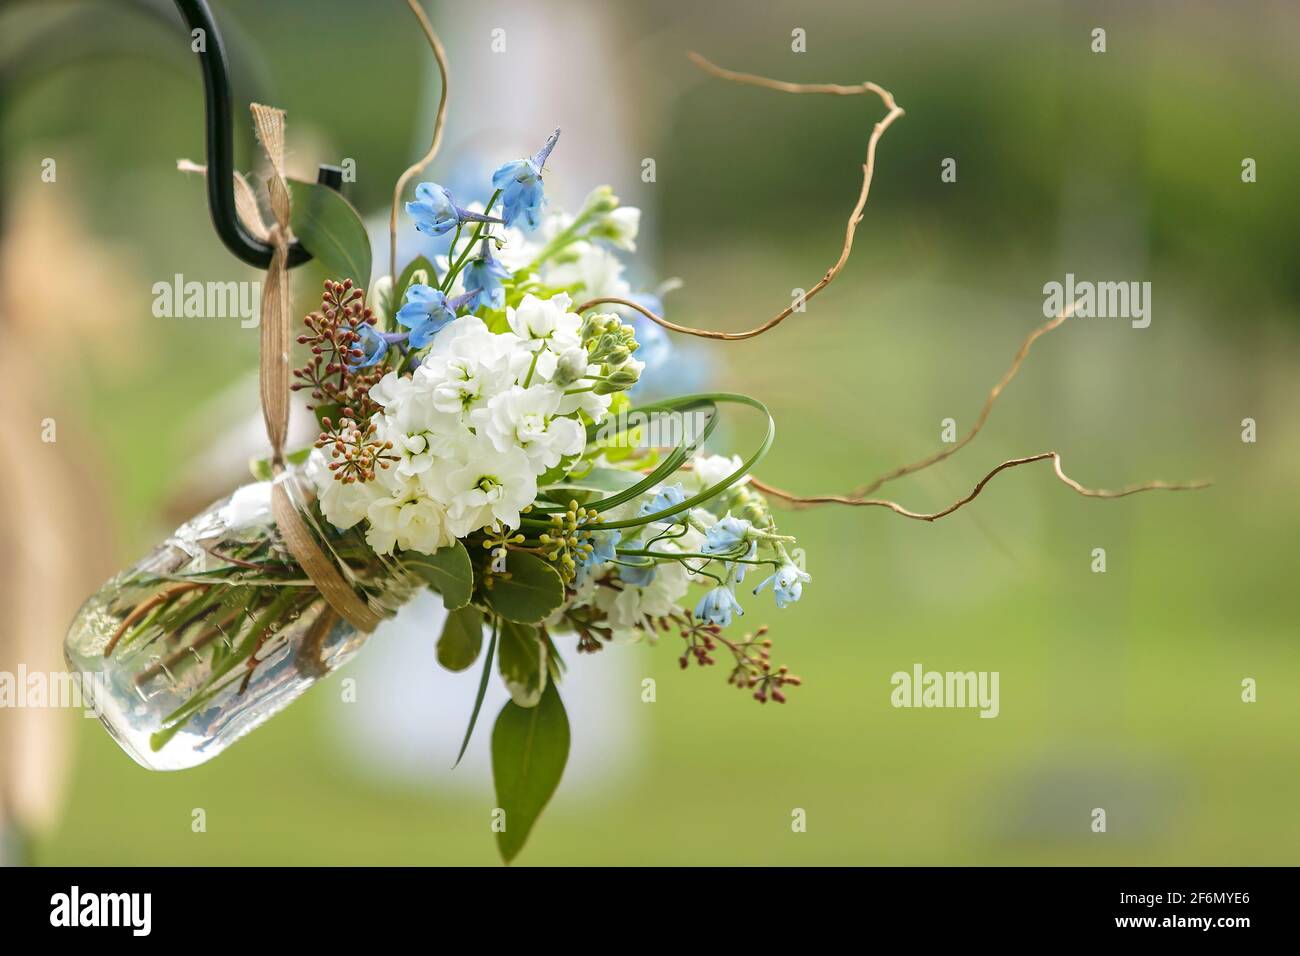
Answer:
(64, 463, 419, 771)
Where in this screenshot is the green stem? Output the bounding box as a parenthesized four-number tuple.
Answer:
(441, 190, 501, 293)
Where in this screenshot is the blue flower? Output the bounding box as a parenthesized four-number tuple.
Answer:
(638, 483, 687, 520)
(349, 323, 389, 369)
(395, 284, 474, 348)
(754, 561, 811, 609)
(492, 129, 560, 231)
(730, 542, 760, 585)
(574, 529, 621, 586)
(406, 183, 503, 236)
(695, 585, 744, 627)
(619, 562, 656, 587)
(462, 240, 510, 311)
(701, 515, 753, 556)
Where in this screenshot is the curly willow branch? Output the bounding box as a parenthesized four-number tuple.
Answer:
(749, 454, 1211, 521)
(390, 0, 449, 284)
(748, 295, 1211, 512)
(851, 299, 1079, 497)
(575, 52, 905, 340)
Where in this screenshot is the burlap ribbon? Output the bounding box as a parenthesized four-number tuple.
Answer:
(246, 104, 382, 633)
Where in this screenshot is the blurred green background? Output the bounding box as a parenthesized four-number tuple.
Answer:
(2, 0, 1297, 865)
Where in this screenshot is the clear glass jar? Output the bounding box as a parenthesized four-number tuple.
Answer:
(64, 465, 418, 771)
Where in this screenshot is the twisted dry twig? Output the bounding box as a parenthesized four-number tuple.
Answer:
(389, 0, 450, 284)
(748, 293, 1211, 515)
(851, 299, 1079, 497)
(575, 52, 904, 340)
(749, 453, 1211, 520)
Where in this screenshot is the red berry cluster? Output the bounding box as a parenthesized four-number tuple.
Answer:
(291, 279, 384, 420)
(316, 413, 396, 484)
(677, 616, 802, 704)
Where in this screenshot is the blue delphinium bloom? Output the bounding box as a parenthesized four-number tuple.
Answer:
(695, 585, 744, 627)
(701, 515, 752, 556)
(407, 183, 503, 236)
(574, 529, 621, 586)
(492, 129, 560, 231)
(396, 284, 476, 348)
(729, 542, 759, 585)
(462, 239, 510, 311)
(754, 561, 811, 609)
(349, 323, 389, 369)
(619, 562, 656, 587)
(638, 483, 687, 520)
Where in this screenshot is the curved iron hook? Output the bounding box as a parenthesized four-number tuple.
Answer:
(174, 0, 341, 269)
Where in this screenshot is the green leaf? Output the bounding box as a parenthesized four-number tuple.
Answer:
(497, 620, 546, 707)
(311, 402, 343, 429)
(544, 466, 644, 497)
(483, 310, 512, 334)
(482, 552, 565, 624)
(437, 605, 484, 672)
(492, 681, 570, 864)
(405, 540, 474, 610)
(288, 179, 371, 288)
(248, 446, 312, 482)
(455, 617, 497, 768)
(534, 456, 579, 489)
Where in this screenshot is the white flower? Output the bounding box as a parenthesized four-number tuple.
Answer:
(416, 316, 518, 414)
(473, 385, 586, 471)
(370, 369, 419, 409)
(553, 345, 593, 387)
(364, 490, 454, 556)
(592, 561, 689, 641)
(438, 438, 537, 536)
(386, 427, 441, 479)
(314, 300, 602, 552)
(506, 292, 582, 353)
(593, 207, 641, 252)
(546, 242, 630, 302)
(308, 450, 383, 531)
(556, 386, 612, 423)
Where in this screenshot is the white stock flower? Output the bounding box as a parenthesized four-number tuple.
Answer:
(315, 304, 600, 554)
(556, 386, 612, 423)
(308, 450, 382, 531)
(364, 489, 454, 556)
(546, 242, 630, 302)
(594, 207, 641, 252)
(416, 316, 518, 414)
(553, 345, 594, 387)
(473, 385, 586, 471)
(506, 292, 582, 353)
(439, 438, 537, 536)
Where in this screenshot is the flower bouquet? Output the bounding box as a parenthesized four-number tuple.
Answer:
(66, 4, 1208, 863)
(66, 116, 808, 861)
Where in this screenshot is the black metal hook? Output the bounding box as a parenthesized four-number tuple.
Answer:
(174, 0, 340, 269)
